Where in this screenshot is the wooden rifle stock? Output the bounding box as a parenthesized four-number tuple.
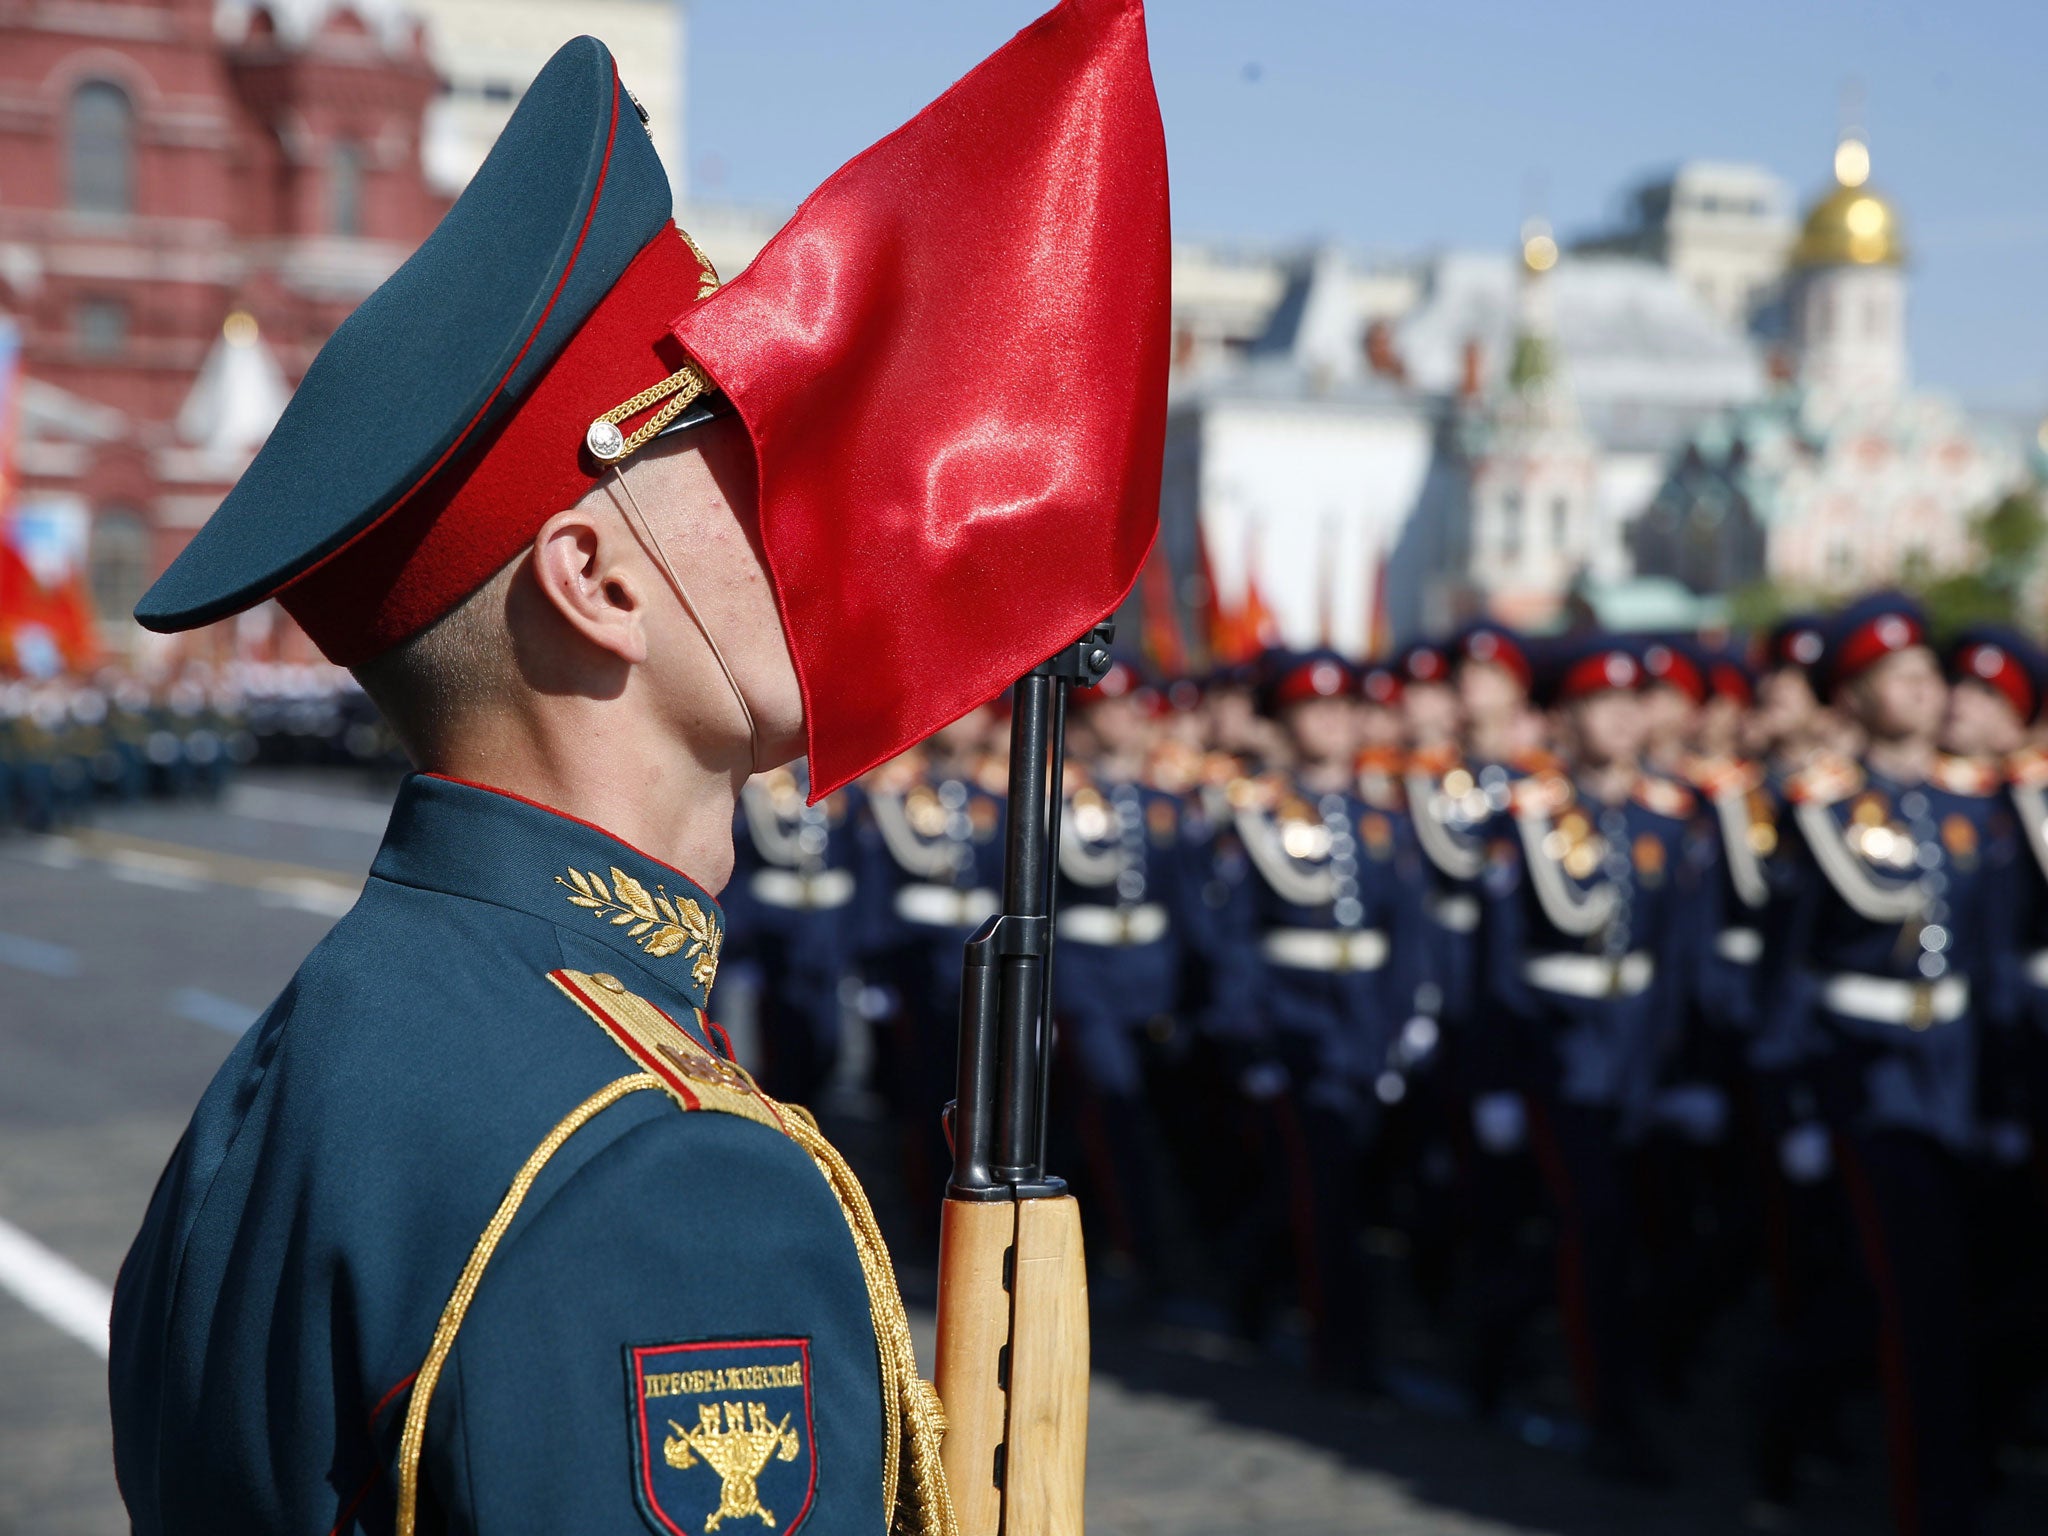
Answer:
(934, 628, 1111, 1536)
(936, 1196, 1088, 1536)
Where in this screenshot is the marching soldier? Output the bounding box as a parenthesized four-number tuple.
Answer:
(1752, 612, 1836, 780)
(726, 761, 867, 1106)
(1639, 640, 1758, 1397)
(1638, 638, 1705, 780)
(1223, 649, 1424, 1391)
(109, 3, 1171, 1531)
(864, 712, 1007, 1212)
(1945, 626, 2048, 1463)
(1477, 636, 1695, 1482)
(1763, 593, 2013, 1535)
(1049, 659, 1195, 1295)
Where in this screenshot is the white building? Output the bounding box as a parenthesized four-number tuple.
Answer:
(1634, 138, 2028, 599)
(1575, 160, 1796, 330)
(405, 0, 687, 199)
(1155, 251, 1433, 656)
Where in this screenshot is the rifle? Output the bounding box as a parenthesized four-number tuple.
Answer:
(934, 621, 1114, 1536)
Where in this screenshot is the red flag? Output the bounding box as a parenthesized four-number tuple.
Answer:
(673, 0, 1170, 796)
(0, 534, 99, 673)
(1138, 543, 1185, 675)
(1190, 514, 1230, 668)
(1228, 522, 1278, 664)
(1366, 544, 1392, 657)
(1316, 519, 1336, 650)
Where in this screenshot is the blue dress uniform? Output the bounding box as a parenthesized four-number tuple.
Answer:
(1225, 651, 1424, 1388)
(1763, 595, 2015, 1535)
(1402, 625, 1559, 1407)
(862, 751, 1006, 1208)
(1477, 641, 1694, 1470)
(1945, 627, 2048, 1475)
(1049, 739, 1191, 1283)
(727, 763, 867, 1106)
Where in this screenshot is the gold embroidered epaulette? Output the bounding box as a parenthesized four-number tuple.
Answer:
(1684, 753, 1760, 798)
(1408, 743, 1461, 778)
(2010, 746, 2048, 788)
(862, 752, 923, 794)
(1701, 756, 1765, 799)
(1228, 771, 1284, 811)
(1633, 774, 1697, 820)
(1930, 754, 2000, 797)
(1200, 750, 1245, 787)
(1786, 754, 1863, 807)
(1509, 770, 1574, 819)
(972, 751, 1010, 795)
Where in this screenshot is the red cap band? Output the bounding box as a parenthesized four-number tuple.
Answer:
(1708, 661, 1754, 707)
(279, 228, 707, 666)
(1558, 648, 1640, 702)
(1641, 643, 1706, 704)
(1274, 657, 1355, 707)
(1835, 612, 1924, 688)
(1460, 629, 1531, 689)
(1959, 642, 2034, 718)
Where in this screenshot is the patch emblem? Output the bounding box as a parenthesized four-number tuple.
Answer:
(1633, 832, 1666, 883)
(1942, 813, 1978, 866)
(1147, 797, 1178, 843)
(629, 1338, 816, 1536)
(1359, 811, 1393, 859)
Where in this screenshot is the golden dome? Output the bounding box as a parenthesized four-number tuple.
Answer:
(1791, 137, 1905, 268)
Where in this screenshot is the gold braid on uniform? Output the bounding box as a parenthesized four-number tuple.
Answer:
(395, 1072, 666, 1536)
(387, 968, 956, 1536)
(776, 1101, 957, 1536)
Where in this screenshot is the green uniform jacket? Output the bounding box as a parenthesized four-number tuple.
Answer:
(110, 773, 887, 1536)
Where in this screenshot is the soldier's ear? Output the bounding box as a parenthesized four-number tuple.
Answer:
(530, 504, 651, 667)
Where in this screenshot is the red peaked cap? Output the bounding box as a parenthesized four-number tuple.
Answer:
(672, 0, 1170, 798)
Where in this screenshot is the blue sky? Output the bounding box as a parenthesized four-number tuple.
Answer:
(683, 0, 2047, 416)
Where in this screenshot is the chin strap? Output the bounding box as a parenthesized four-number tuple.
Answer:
(607, 463, 763, 773)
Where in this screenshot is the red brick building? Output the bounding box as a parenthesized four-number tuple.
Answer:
(0, 0, 446, 658)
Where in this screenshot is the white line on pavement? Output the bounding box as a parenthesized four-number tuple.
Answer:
(170, 987, 260, 1035)
(226, 783, 393, 837)
(18, 836, 81, 869)
(0, 1216, 112, 1359)
(256, 876, 361, 918)
(104, 849, 209, 890)
(0, 931, 81, 978)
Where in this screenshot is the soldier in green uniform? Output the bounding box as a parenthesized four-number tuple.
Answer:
(108, 4, 1171, 1532)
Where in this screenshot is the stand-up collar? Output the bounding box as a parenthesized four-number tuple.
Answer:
(371, 773, 726, 1015)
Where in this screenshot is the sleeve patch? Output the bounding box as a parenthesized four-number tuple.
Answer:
(629, 1338, 818, 1536)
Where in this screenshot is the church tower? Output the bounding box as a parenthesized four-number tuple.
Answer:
(1788, 135, 1908, 406)
(1461, 220, 1602, 623)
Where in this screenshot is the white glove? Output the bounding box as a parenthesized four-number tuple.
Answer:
(1238, 1060, 1289, 1104)
(1777, 1122, 1833, 1185)
(1473, 1091, 1527, 1154)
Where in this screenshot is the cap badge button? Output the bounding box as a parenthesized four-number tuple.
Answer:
(586, 418, 628, 463)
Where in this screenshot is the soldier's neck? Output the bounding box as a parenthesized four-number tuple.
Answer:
(430, 712, 747, 896)
(1295, 758, 1352, 795)
(1466, 717, 1518, 765)
(1863, 733, 1936, 787)
(1578, 758, 1638, 806)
